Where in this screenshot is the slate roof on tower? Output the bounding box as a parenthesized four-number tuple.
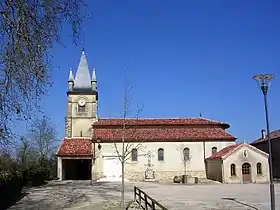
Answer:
(73, 50, 91, 89)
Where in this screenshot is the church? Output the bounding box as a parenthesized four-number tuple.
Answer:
(56, 50, 270, 184)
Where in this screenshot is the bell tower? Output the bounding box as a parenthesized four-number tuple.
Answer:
(65, 50, 98, 138)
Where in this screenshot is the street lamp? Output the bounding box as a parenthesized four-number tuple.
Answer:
(253, 73, 275, 210)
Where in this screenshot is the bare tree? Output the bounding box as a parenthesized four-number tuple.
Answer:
(176, 144, 192, 182)
(16, 136, 37, 171)
(0, 0, 87, 146)
(28, 116, 57, 169)
(111, 76, 144, 210)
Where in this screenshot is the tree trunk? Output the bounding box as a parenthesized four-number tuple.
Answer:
(121, 158, 125, 209)
(121, 129, 125, 210)
(183, 161, 187, 184)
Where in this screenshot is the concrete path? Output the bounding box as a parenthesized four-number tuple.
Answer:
(7, 180, 280, 210)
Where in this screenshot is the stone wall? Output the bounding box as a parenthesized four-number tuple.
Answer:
(125, 170, 206, 182)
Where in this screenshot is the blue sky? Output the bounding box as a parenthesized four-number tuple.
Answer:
(33, 1, 280, 143)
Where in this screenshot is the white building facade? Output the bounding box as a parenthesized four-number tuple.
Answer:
(205, 143, 269, 183)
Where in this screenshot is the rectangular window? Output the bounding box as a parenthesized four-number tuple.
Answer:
(230, 164, 236, 176)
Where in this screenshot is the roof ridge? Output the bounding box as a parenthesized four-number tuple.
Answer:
(64, 137, 92, 140)
(98, 117, 224, 121)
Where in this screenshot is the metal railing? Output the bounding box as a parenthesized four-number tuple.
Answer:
(134, 186, 168, 210)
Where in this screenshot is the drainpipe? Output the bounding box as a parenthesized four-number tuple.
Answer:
(203, 141, 206, 160)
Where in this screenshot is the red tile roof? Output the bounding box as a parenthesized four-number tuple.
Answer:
(56, 138, 92, 157)
(92, 127, 236, 143)
(206, 144, 240, 159)
(251, 130, 280, 144)
(93, 118, 230, 128)
(207, 142, 269, 160)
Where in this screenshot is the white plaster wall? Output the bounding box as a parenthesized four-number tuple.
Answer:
(57, 157, 62, 180)
(223, 145, 269, 183)
(96, 141, 235, 175)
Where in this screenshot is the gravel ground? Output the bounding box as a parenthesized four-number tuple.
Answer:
(7, 180, 280, 210)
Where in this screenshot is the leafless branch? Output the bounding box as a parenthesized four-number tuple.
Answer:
(111, 70, 145, 210)
(0, 0, 87, 146)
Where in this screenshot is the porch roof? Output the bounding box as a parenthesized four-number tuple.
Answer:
(206, 144, 240, 160)
(56, 138, 92, 157)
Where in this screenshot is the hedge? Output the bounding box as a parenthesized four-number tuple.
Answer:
(0, 172, 24, 209)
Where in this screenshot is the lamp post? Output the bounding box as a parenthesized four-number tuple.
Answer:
(253, 73, 275, 210)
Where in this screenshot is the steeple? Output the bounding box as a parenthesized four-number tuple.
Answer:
(91, 68, 96, 81)
(68, 68, 74, 91)
(74, 50, 91, 89)
(68, 68, 74, 81)
(91, 68, 97, 91)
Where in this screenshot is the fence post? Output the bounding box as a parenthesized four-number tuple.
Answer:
(144, 194, 148, 210)
(138, 190, 141, 207)
(134, 186, 136, 201)
(152, 200, 155, 210)
(134, 186, 168, 210)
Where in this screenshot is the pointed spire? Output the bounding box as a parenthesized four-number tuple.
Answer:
(68, 68, 74, 81)
(91, 68, 96, 81)
(74, 50, 91, 89)
(91, 68, 97, 91)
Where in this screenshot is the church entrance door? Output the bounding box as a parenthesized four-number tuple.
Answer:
(242, 162, 252, 183)
(102, 157, 122, 181)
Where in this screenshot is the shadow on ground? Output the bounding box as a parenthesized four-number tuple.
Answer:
(7, 181, 134, 210)
(0, 192, 29, 210)
(222, 198, 259, 210)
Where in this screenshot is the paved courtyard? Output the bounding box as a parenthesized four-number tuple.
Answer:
(7, 180, 280, 210)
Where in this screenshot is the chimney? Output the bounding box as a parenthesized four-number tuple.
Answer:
(261, 129, 266, 140)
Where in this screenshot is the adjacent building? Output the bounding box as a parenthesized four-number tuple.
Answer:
(205, 142, 269, 183)
(251, 129, 280, 178)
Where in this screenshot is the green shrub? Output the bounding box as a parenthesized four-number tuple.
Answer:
(0, 172, 24, 208)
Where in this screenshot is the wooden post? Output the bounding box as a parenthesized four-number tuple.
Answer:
(144, 194, 148, 209)
(152, 200, 155, 210)
(134, 187, 136, 201)
(138, 190, 141, 207)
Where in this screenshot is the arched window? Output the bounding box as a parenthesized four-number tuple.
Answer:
(131, 148, 138, 161)
(257, 162, 262, 175)
(78, 104, 86, 113)
(212, 147, 217, 155)
(158, 148, 164, 161)
(183, 148, 190, 161)
(230, 164, 236, 176)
